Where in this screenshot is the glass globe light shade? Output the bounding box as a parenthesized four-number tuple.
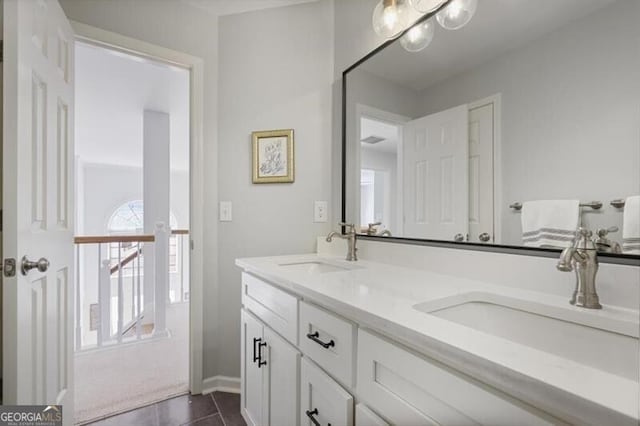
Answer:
(436, 0, 477, 30)
(372, 0, 412, 39)
(400, 19, 435, 52)
(409, 0, 447, 13)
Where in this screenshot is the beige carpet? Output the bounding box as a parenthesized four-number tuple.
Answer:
(74, 303, 189, 425)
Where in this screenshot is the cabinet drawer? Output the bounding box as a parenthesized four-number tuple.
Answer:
(356, 404, 389, 426)
(242, 272, 298, 345)
(357, 330, 560, 426)
(301, 358, 353, 426)
(299, 301, 356, 386)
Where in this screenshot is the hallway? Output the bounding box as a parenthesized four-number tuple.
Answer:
(75, 303, 189, 424)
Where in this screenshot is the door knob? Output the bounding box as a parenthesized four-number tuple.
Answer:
(454, 233, 465, 242)
(21, 256, 50, 275)
(479, 233, 491, 242)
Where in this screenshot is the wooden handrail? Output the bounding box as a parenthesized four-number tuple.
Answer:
(74, 229, 188, 245)
(111, 247, 142, 275)
(74, 235, 155, 244)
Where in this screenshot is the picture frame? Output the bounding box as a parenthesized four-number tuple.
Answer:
(252, 129, 295, 183)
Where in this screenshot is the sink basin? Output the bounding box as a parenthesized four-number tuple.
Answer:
(277, 261, 357, 274)
(414, 292, 639, 381)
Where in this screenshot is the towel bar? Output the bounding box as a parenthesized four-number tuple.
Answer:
(610, 199, 625, 209)
(509, 201, 603, 211)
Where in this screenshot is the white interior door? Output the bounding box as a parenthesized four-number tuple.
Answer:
(3, 0, 75, 418)
(468, 102, 494, 243)
(403, 105, 469, 240)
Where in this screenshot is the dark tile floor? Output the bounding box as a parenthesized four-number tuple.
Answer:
(86, 392, 246, 426)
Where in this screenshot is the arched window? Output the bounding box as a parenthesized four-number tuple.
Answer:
(107, 201, 180, 273)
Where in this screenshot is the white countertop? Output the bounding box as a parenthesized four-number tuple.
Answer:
(236, 253, 640, 426)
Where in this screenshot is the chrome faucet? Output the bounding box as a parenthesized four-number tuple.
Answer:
(556, 227, 602, 309)
(326, 222, 358, 261)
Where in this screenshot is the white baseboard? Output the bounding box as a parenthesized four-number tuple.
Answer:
(201, 375, 241, 395)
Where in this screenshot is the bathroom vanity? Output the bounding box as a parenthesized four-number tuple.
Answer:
(236, 253, 639, 426)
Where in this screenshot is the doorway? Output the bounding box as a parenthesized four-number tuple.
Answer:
(357, 105, 409, 235)
(73, 41, 191, 423)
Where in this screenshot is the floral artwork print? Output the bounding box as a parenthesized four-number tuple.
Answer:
(258, 137, 287, 177)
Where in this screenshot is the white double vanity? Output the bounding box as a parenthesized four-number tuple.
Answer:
(236, 239, 639, 426)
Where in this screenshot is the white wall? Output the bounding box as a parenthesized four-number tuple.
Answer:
(59, 0, 220, 378)
(75, 42, 190, 170)
(416, 0, 640, 245)
(360, 147, 398, 231)
(216, 0, 334, 377)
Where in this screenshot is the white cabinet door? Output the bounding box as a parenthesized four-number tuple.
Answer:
(264, 327, 300, 426)
(357, 330, 558, 426)
(301, 358, 353, 426)
(3, 0, 75, 419)
(242, 309, 301, 426)
(356, 404, 389, 426)
(241, 310, 267, 426)
(403, 104, 469, 241)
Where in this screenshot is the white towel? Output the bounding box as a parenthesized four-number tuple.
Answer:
(622, 195, 640, 254)
(521, 200, 580, 248)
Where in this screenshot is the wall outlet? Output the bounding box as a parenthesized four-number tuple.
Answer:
(220, 201, 232, 222)
(314, 201, 328, 223)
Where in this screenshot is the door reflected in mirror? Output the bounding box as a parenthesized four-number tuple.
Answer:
(344, 0, 640, 257)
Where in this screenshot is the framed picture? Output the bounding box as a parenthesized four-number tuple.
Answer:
(252, 129, 294, 183)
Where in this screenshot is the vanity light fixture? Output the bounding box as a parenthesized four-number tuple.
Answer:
(400, 18, 435, 52)
(410, 0, 448, 13)
(372, 0, 412, 39)
(373, 0, 477, 46)
(435, 0, 477, 30)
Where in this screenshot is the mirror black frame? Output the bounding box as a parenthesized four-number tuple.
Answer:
(340, 1, 640, 267)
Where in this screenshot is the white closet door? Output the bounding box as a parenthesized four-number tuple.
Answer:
(3, 0, 75, 421)
(403, 105, 469, 241)
(468, 102, 495, 243)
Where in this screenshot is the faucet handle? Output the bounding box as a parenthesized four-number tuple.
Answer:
(596, 226, 618, 238)
(367, 222, 382, 235)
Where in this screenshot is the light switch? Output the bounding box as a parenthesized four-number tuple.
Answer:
(314, 201, 328, 223)
(220, 201, 232, 222)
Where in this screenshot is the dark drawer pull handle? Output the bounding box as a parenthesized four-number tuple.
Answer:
(252, 337, 260, 363)
(306, 331, 335, 349)
(258, 341, 267, 368)
(306, 408, 330, 426)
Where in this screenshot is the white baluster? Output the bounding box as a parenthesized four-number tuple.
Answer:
(136, 242, 142, 340)
(75, 245, 82, 350)
(117, 243, 124, 343)
(98, 256, 111, 346)
(180, 235, 185, 302)
(153, 222, 169, 337)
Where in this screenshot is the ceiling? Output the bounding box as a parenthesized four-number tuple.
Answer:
(75, 42, 190, 170)
(361, 117, 399, 155)
(182, 0, 319, 16)
(359, 0, 617, 91)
